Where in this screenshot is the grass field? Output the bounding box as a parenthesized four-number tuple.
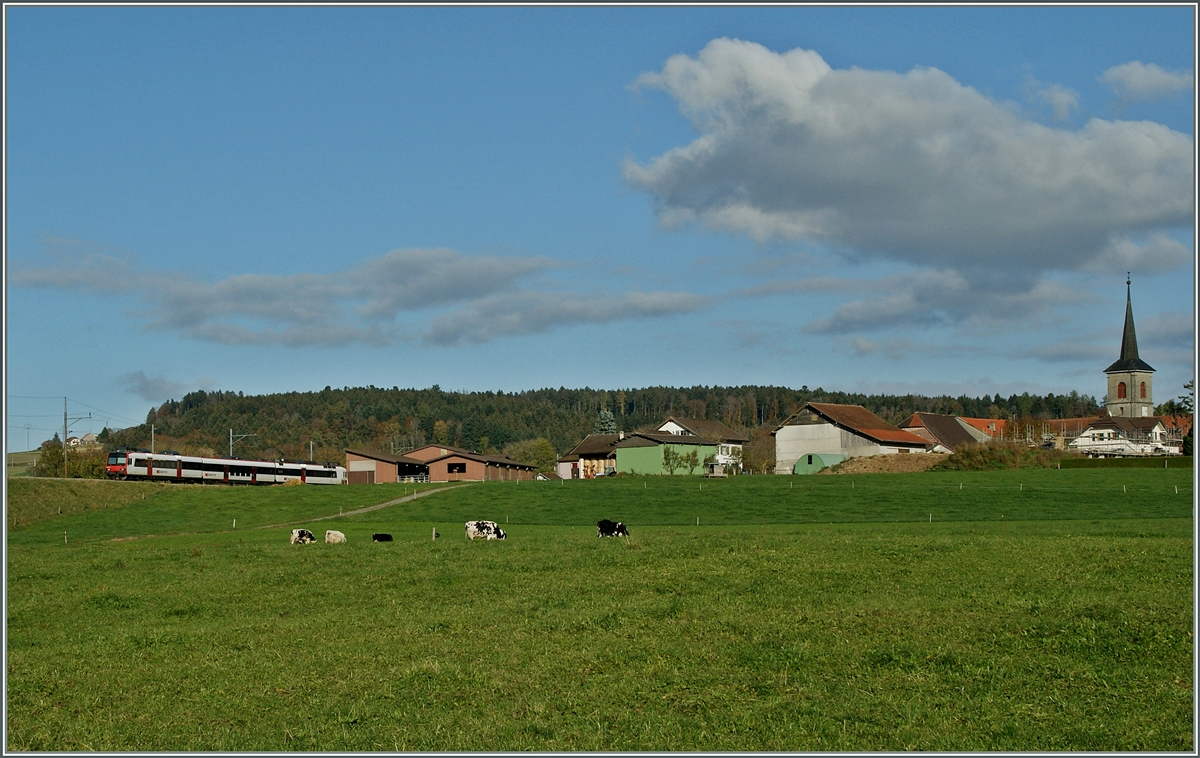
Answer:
(6, 470, 1195, 751)
(5, 451, 40, 479)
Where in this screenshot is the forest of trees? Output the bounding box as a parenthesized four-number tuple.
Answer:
(99, 383, 1105, 466)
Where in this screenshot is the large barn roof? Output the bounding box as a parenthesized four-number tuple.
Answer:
(788, 402, 930, 447)
(899, 412, 980, 452)
(614, 432, 719, 449)
(562, 434, 621, 459)
(344, 448, 427, 466)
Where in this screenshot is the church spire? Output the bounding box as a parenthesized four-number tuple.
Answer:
(1105, 274, 1155, 374)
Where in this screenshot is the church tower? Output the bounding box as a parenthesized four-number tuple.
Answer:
(1104, 276, 1155, 417)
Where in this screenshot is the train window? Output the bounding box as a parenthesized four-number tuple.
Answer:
(107, 453, 125, 466)
(182, 461, 203, 471)
(203, 462, 225, 473)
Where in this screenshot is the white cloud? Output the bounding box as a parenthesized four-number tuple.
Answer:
(846, 335, 986, 361)
(1032, 83, 1079, 121)
(1101, 61, 1194, 104)
(627, 39, 1193, 282)
(13, 247, 710, 347)
(798, 271, 1084, 334)
(1139, 310, 1196, 349)
(1081, 234, 1194, 276)
(424, 290, 710, 346)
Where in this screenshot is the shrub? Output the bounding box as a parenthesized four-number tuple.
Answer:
(931, 442, 1077, 471)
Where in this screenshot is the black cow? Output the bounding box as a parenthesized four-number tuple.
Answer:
(596, 519, 629, 538)
(372, 533, 393, 542)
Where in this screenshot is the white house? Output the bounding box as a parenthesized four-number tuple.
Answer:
(655, 417, 748, 471)
(1068, 417, 1179, 457)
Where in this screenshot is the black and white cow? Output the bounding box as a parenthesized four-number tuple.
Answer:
(372, 533, 393, 542)
(290, 528, 316, 544)
(465, 520, 506, 540)
(596, 519, 629, 538)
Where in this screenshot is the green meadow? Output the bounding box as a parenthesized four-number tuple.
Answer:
(6, 470, 1194, 751)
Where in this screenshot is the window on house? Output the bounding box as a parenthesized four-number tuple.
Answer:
(447, 462, 466, 474)
(1140, 382, 1146, 399)
(1117, 382, 1127, 399)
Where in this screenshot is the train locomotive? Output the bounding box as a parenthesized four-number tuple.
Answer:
(105, 449, 347, 485)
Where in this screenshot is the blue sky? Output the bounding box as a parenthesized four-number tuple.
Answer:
(5, 6, 1195, 448)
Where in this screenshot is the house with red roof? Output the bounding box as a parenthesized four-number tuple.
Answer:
(899, 412, 990, 453)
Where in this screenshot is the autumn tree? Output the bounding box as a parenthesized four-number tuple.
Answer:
(33, 435, 63, 478)
(433, 420, 450, 445)
(741, 427, 775, 475)
(503, 438, 558, 472)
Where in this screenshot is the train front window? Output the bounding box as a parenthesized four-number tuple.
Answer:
(107, 453, 125, 466)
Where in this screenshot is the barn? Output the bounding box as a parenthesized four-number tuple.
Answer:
(772, 402, 930, 475)
(344, 448, 429, 484)
(345, 443, 537, 483)
(899, 412, 990, 453)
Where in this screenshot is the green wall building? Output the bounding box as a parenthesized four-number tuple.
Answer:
(615, 433, 718, 475)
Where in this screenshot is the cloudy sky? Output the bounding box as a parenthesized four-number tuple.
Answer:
(5, 6, 1195, 448)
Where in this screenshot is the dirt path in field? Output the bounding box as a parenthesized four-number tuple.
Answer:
(256, 483, 474, 530)
(106, 483, 474, 541)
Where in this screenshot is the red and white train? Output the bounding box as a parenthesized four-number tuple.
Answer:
(105, 449, 347, 485)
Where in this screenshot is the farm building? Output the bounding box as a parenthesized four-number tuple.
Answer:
(557, 433, 621, 479)
(345, 444, 536, 483)
(791, 452, 847, 475)
(899, 412, 990, 453)
(345, 448, 430, 484)
(959, 417, 1007, 438)
(614, 432, 718, 476)
(426, 451, 536, 482)
(654, 417, 748, 471)
(772, 402, 930, 475)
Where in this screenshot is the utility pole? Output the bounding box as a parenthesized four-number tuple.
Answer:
(309, 440, 314, 462)
(63, 398, 91, 478)
(151, 424, 155, 453)
(230, 428, 256, 457)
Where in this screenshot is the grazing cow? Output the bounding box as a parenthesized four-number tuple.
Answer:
(465, 520, 506, 540)
(290, 528, 316, 545)
(325, 530, 346, 544)
(596, 519, 629, 538)
(372, 533, 393, 542)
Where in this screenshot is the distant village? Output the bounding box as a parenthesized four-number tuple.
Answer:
(341, 281, 1190, 484)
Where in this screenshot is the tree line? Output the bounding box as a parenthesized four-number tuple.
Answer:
(89, 384, 1105, 468)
